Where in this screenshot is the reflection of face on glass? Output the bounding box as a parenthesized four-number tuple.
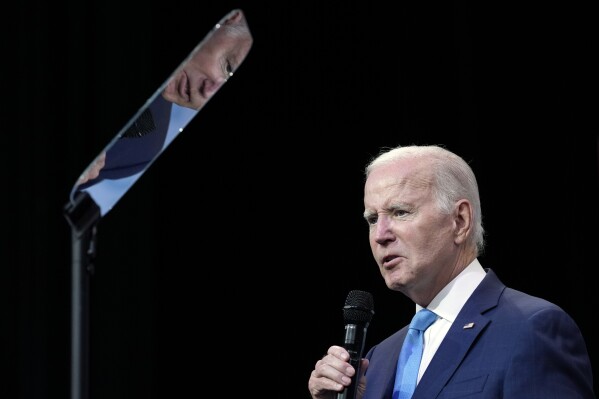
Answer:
(162, 10, 253, 110)
(70, 9, 253, 217)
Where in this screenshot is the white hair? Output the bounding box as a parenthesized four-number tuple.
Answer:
(365, 144, 485, 255)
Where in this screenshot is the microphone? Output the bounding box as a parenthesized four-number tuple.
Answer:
(336, 290, 375, 399)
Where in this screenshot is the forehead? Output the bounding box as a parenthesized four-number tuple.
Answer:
(364, 158, 433, 203)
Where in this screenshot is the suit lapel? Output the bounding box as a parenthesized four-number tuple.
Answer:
(413, 269, 505, 398)
(364, 329, 408, 399)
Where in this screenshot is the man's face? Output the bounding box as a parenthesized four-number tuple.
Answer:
(162, 11, 252, 110)
(363, 158, 457, 303)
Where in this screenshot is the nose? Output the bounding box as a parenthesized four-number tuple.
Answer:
(201, 77, 226, 97)
(373, 215, 395, 245)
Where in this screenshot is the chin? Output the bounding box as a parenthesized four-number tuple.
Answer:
(388, 270, 414, 290)
(385, 278, 404, 291)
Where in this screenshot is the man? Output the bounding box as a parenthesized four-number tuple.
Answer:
(308, 144, 594, 398)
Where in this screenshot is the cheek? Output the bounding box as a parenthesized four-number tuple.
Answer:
(418, 214, 453, 241)
(413, 224, 454, 264)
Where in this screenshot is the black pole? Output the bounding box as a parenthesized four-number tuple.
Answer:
(64, 192, 100, 399)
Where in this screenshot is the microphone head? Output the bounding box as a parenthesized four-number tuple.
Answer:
(343, 290, 375, 325)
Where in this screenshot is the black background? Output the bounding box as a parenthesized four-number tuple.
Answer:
(5, 1, 598, 398)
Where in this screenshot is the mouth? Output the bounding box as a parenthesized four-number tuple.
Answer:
(382, 254, 400, 269)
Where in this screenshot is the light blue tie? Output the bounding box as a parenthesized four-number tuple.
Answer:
(393, 308, 438, 399)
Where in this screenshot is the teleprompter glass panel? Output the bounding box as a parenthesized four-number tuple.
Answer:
(68, 9, 253, 217)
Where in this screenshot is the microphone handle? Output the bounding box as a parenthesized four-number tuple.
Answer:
(336, 323, 367, 399)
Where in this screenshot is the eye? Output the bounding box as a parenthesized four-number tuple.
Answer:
(392, 209, 409, 218)
(224, 60, 234, 79)
(364, 214, 378, 226)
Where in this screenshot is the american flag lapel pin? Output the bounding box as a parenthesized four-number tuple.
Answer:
(463, 322, 475, 329)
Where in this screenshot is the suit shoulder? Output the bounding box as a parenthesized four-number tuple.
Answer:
(501, 286, 565, 314)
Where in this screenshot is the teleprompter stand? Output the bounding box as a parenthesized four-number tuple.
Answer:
(63, 191, 101, 399)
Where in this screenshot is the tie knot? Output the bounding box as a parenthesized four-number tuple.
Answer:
(409, 309, 437, 331)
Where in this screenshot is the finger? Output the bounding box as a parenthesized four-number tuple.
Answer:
(308, 367, 347, 396)
(313, 356, 353, 386)
(327, 345, 351, 363)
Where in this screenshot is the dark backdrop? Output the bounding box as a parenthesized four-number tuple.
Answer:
(5, 1, 597, 398)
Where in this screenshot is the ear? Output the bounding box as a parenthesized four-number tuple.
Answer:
(453, 199, 473, 245)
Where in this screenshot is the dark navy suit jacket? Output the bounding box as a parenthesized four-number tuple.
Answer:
(77, 95, 173, 189)
(362, 269, 595, 398)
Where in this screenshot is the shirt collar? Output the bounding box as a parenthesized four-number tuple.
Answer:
(416, 258, 486, 323)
